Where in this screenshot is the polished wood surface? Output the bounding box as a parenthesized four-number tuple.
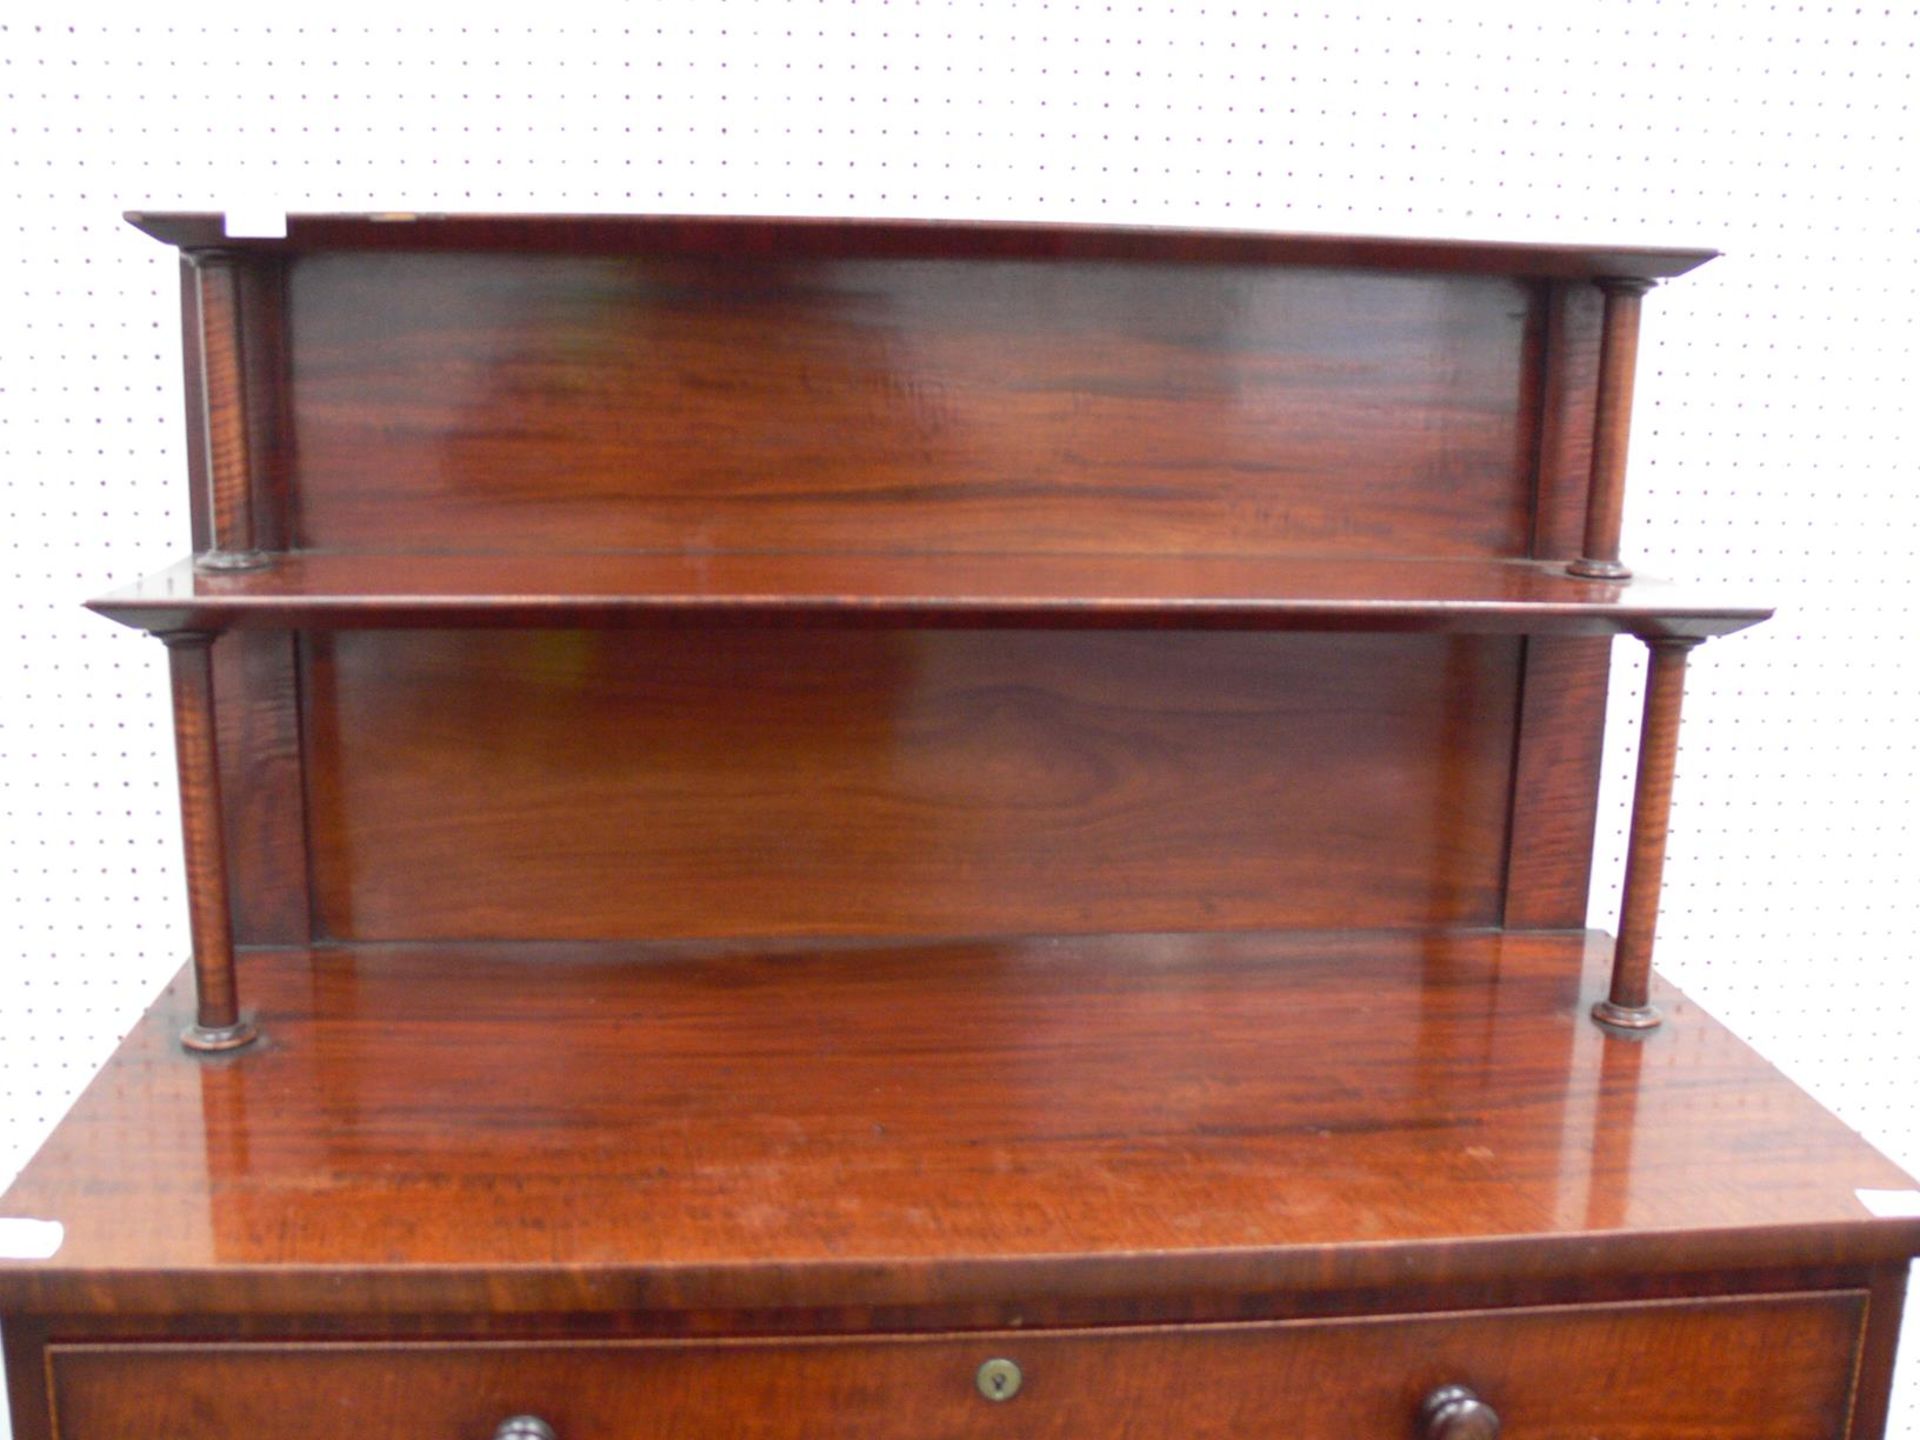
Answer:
(1, 932, 1913, 1318)
(1531, 282, 1606, 559)
(211, 630, 310, 946)
(281, 255, 1540, 558)
(47, 1294, 1862, 1440)
(1595, 638, 1702, 1030)
(18, 213, 1913, 1440)
(185, 251, 266, 567)
(1501, 637, 1611, 929)
(1853, 1265, 1916, 1440)
(88, 553, 1772, 638)
(159, 633, 255, 1050)
(125, 211, 1720, 279)
(1569, 279, 1653, 579)
(303, 631, 1519, 940)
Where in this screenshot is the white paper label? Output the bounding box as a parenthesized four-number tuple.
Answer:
(1856, 1188, 1920, 1219)
(0, 1217, 64, 1259)
(223, 205, 288, 239)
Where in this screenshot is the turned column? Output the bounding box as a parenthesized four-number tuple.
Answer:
(186, 249, 270, 572)
(1593, 636, 1702, 1032)
(162, 631, 259, 1052)
(1568, 277, 1654, 580)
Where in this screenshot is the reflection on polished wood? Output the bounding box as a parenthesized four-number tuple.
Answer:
(17, 211, 1908, 1439)
(302, 631, 1519, 941)
(1, 931, 1913, 1319)
(280, 255, 1544, 560)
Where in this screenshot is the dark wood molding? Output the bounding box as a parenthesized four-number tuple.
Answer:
(127, 211, 1719, 280)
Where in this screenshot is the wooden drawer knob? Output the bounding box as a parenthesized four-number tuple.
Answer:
(493, 1417, 558, 1440)
(1420, 1385, 1500, 1440)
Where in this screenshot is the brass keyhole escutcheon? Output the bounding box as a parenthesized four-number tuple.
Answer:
(976, 1356, 1023, 1402)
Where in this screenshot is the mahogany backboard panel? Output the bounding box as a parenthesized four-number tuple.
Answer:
(213, 629, 308, 945)
(285, 255, 1543, 557)
(304, 630, 1521, 941)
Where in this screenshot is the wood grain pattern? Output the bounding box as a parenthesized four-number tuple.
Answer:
(1569, 279, 1654, 579)
(1595, 637, 1701, 1029)
(212, 630, 311, 946)
(1502, 636, 1612, 929)
(187, 252, 262, 562)
(1850, 1265, 1914, 1440)
(1, 932, 1914, 1319)
(303, 630, 1519, 940)
(285, 255, 1540, 557)
(126, 211, 1720, 280)
(47, 212, 1901, 1440)
(0, 1322, 49, 1440)
(179, 255, 212, 554)
(1506, 282, 1614, 927)
(235, 253, 294, 552)
(22, 210, 1900, 1440)
(46, 1294, 1864, 1440)
(160, 633, 246, 1039)
(86, 552, 1773, 639)
(1531, 281, 1606, 560)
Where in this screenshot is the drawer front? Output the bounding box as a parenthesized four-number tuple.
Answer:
(50, 1293, 1864, 1440)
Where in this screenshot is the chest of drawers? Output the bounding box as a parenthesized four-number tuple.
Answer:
(2, 213, 1914, 1439)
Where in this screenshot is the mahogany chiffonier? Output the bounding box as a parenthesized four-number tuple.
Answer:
(2, 213, 1915, 1440)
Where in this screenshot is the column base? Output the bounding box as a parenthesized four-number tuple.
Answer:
(194, 549, 271, 573)
(1591, 999, 1662, 1032)
(1567, 556, 1633, 580)
(182, 1016, 260, 1053)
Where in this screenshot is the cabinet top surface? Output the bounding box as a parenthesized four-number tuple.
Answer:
(123, 211, 1718, 279)
(0, 931, 1911, 1317)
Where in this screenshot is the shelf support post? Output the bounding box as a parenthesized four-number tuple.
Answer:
(186, 248, 270, 573)
(1568, 277, 1656, 580)
(1593, 635, 1703, 1032)
(161, 630, 260, 1053)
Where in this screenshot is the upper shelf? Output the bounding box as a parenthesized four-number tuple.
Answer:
(87, 553, 1771, 639)
(123, 211, 1719, 280)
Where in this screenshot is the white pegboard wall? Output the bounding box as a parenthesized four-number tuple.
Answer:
(2, 2, 1916, 1434)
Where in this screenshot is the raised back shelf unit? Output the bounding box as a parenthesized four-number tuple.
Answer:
(2, 214, 1912, 1440)
(100, 213, 1757, 1038)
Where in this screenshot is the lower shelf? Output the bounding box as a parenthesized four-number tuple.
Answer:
(0, 928, 1914, 1319)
